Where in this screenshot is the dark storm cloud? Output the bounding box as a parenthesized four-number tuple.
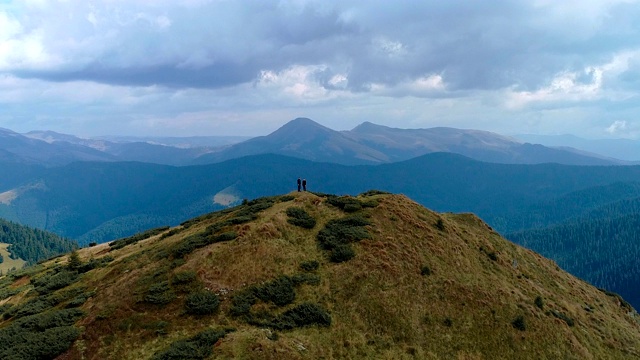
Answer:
(5, 0, 640, 94)
(15, 62, 259, 89)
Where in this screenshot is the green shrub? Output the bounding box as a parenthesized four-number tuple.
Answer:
(343, 203, 362, 212)
(479, 246, 498, 261)
(286, 207, 317, 229)
(0, 304, 12, 316)
(325, 196, 368, 212)
(11, 298, 54, 319)
(8, 266, 44, 281)
(512, 315, 526, 331)
(33, 270, 79, 295)
(12, 308, 84, 332)
(300, 260, 319, 272)
(180, 208, 231, 229)
(330, 245, 355, 263)
(160, 228, 183, 239)
(534, 296, 544, 310)
(325, 194, 379, 210)
(549, 310, 574, 327)
(271, 303, 332, 330)
(360, 199, 379, 208)
(316, 215, 371, 251)
(420, 265, 432, 276)
(67, 250, 82, 271)
(255, 276, 295, 307)
(230, 274, 311, 319)
(66, 291, 95, 308)
(227, 215, 256, 225)
(435, 219, 445, 231)
(279, 195, 295, 202)
(48, 287, 86, 304)
(171, 231, 237, 258)
(110, 226, 170, 251)
(235, 198, 275, 218)
(359, 190, 390, 197)
(290, 273, 321, 286)
(172, 270, 197, 285)
(184, 290, 220, 315)
(144, 281, 176, 305)
(0, 287, 21, 301)
(77, 256, 114, 273)
(230, 289, 258, 318)
(151, 328, 232, 360)
(0, 326, 81, 359)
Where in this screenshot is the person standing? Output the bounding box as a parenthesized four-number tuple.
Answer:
(302, 178, 307, 191)
(297, 178, 301, 192)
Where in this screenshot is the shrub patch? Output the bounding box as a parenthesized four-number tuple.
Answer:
(0, 309, 84, 359)
(286, 207, 317, 229)
(151, 328, 232, 360)
(110, 226, 170, 251)
(184, 290, 220, 315)
(316, 215, 371, 263)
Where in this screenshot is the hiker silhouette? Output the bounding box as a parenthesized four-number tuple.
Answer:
(297, 178, 301, 192)
(302, 179, 307, 191)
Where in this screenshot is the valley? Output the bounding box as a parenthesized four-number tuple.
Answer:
(1, 120, 640, 343)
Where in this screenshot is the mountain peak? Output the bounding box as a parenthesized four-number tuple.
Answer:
(350, 121, 390, 133)
(278, 117, 328, 131)
(267, 117, 335, 141)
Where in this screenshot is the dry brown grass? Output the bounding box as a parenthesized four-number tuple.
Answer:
(1, 191, 639, 359)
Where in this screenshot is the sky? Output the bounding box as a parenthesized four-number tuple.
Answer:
(2, 0, 640, 138)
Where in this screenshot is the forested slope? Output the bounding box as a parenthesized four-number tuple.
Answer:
(507, 212, 640, 310)
(0, 218, 76, 265)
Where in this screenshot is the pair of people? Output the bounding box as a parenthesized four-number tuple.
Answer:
(297, 178, 307, 192)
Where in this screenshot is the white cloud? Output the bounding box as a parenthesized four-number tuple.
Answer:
(505, 67, 604, 109)
(257, 65, 349, 103)
(606, 120, 627, 134)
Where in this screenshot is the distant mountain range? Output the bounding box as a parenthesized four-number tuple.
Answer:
(194, 118, 624, 166)
(0, 118, 632, 167)
(20, 130, 235, 166)
(515, 134, 640, 162)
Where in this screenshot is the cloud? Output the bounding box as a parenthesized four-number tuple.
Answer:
(2, 1, 640, 138)
(606, 120, 628, 134)
(1, 0, 637, 93)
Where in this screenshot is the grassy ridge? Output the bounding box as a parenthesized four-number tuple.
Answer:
(0, 191, 637, 359)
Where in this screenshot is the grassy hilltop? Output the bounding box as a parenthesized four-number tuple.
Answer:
(0, 191, 638, 359)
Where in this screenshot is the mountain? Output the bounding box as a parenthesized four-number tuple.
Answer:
(0, 152, 638, 244)
(94, 135, 251, 148)
(0, 128, 114, 166)
(194, 119, 623, 166)
(24, 131, 211, 166)
(346, 122, 621, 165)
(194, 117, 390, 165)
(0, 191, 637, 359)
(8, 120, 629, 167)
(515, 134, 640, 162)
